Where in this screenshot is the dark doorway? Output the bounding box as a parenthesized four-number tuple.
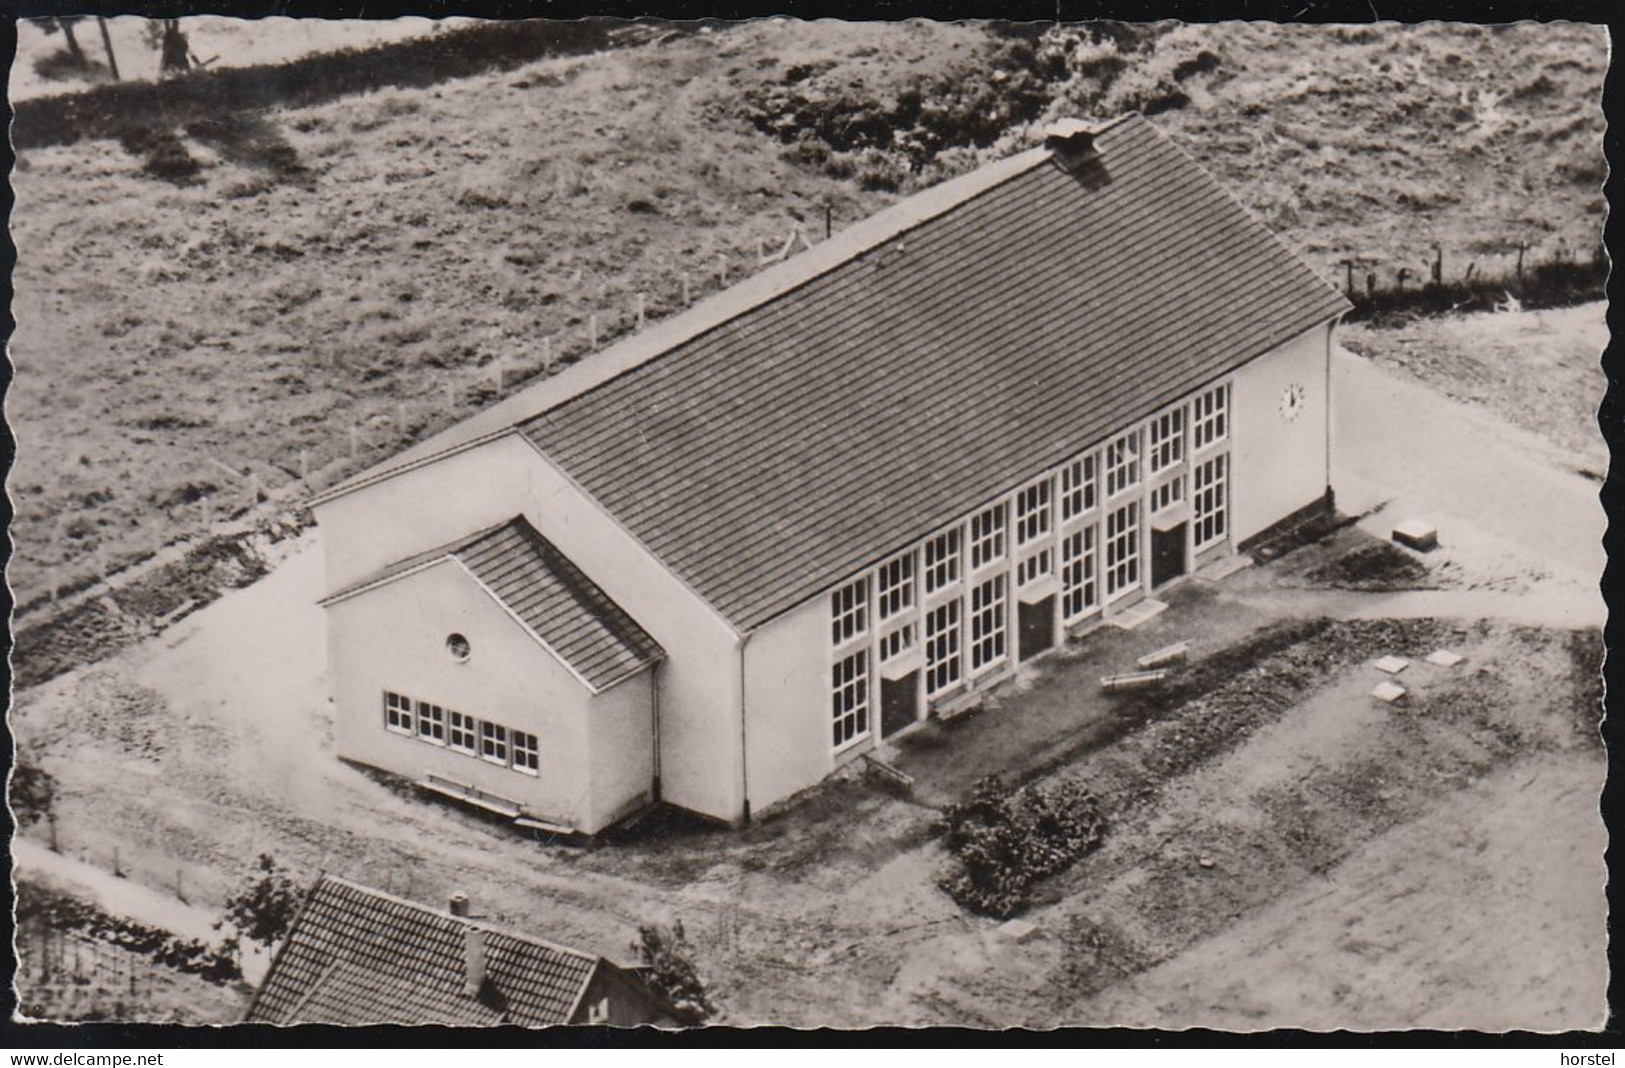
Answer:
(1152, 522, 1187, 588)
(1018, 595, 1055, 661)
(881, 672, 918, 738)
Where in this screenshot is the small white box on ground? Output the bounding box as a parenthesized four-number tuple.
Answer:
(1371, 681, 1407, 704)
(998, 918, 1040, 943)
(1373, 655, 1409, 675)
(1426, 649, 1465, 667)
(1392, 519, 1438, 551)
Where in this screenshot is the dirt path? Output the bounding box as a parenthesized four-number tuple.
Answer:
(1073, 751, 1607, 1032)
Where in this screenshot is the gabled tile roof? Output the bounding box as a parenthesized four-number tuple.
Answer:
(244, 876, 609, 1027)
(516, 114, 1350, 630)
(321, 516, 663, 691)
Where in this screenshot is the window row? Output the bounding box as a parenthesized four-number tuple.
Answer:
(383, 691, 540, 775)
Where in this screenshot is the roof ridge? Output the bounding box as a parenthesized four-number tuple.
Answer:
(317, 875, 604, 965)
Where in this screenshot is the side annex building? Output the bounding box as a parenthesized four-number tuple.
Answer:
(311, 115, 1353, 833)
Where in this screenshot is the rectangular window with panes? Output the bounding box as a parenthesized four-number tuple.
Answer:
(875, 553, 915, 623)
(1149, 409, 1185, 475)
(384, 691, 415, 735)
(511, 730, 539, 775)
(831, 650, 869, 749)
(1060, 455, 1097, 521)
(1017, 548, 1053, 588)
(1192, 384, 1228, 451)
(1106, 502, 1140, 599)
(1014, 480, 1052, 547)
(924, 600, 962, 696)
(1152, 475, 1185, 515)
(480, 721, 509, 765)
(1061, 526, 1098, 621)
(969, 575, 1007, 673)
(1194, 454, 1228, 549)
(969, 503, 1007, 571)
(879, 622, 917, 664)
(830, 576, 869, 646)
(449, 709, 477, 754)
(416, 700, 446, 745)
(1104, 431, 1141, 497)
(923, 529, 961, 596)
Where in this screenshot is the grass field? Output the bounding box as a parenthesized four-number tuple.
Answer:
(8, 20, 1604, 618)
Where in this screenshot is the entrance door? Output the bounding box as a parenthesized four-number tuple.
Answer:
(1151, 522, 1187, 588)
(1018, 595, 1055, 661)
(880, 671, 919, 738)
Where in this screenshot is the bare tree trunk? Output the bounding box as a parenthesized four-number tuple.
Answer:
(60, 22, 86, 66)
(97, 17, 120, 81)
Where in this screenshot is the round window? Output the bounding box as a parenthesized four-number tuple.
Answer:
(446, 633, 472, 662)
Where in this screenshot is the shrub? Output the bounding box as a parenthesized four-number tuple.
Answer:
(937, 775, 1107, 918)
(632, 920, 714, 1024)
(220, 854, 304, 953)
(10, 760, 56, 828)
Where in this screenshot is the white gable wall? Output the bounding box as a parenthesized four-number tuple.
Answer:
(327, 558, 600, 827)
(314, 434, 746, 824)
(1229, 321, 1335, 545)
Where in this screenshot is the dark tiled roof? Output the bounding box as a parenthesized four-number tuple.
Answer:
(322, 516, 663, 691)
(516, 115, 1351, 630)
(244, 876, 604, 1026)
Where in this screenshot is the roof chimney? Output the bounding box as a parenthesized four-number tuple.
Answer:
(463, 925, 488, 997)
(448, 892, 470, 918)
(1044, 118, 1101, 172)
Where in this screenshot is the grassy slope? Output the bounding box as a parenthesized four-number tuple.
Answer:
(8, 20, 1605, 610)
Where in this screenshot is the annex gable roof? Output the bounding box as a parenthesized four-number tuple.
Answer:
(320, 516, 664, 692)
(243, 876, 634, 1026)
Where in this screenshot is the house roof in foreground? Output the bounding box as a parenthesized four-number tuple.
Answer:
(243, 876, 613, 1026)
(322, 114, 1349, 632)
(321, 516, 664, 691)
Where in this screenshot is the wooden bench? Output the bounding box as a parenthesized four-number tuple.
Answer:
(419, 774, 523, 819)
(1101, 669, 1168, 692)
(1136, 641, 1190, 669)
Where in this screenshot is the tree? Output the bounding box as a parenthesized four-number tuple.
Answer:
(220, 854, 304, 952)
(631, 920, 714, 1024)
(37, 17, 87, 68)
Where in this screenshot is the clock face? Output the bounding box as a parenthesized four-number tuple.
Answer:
(1279, 382, 1307, 422)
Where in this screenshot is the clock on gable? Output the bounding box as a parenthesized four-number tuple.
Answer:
(1279, 382, 1307, 422)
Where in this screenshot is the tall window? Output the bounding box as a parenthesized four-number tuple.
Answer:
(1194, 454, 1228, 548)
(416, 701, 446, 745)
(1192, 384, 1228, 450)
(1061, 526, 1098, 621)
(1104, 431, 1141, 497)
(1060, 456, 1097, 521)
(1149, 409, 1185, 475)
(511, 731, 540, 775)
(831, 576, 869, 646)
(875, 553, 915, 622)
(1014, 480, 1052, 546)
(384, 692, 414, 735)
(832, 651, 869, 748)
(449, 709, 477, 754)
(969, 575, 1007, 673)
(925, 601, 962, 696)
(1105, 502, 1141, 599)
(1152, 475, 1186, 515)
(969, 503, 1007, 571)
(480, 721, 510, 765)
(923, 529, 961, 596)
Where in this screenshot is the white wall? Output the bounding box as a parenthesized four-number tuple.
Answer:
(314, 434, 746, 823)
(742, 594, 842, 813)
(586, 672, 657, 832)
(327, 559, 601, 826)
(1229, 321, 1334, 544)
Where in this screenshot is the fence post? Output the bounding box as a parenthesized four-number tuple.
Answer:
(112, 845, 122, 879)
(445, 382, 458, 408)
(543, 335, 554, 374)
(1431, 246, 1442, 287)
(718, 254, 728, 287)
(1344, 261, 1355, 297)
(636, 292, 646, 330)
(682, 272, 691, 306)
(589, 314, 599, 351)
(825, 203, 833, 240)
(1366, 272, 1376, 299)
(1516, 243, 1526, 282)
(298, 449, 308, 482)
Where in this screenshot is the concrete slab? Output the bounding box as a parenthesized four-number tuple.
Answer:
(1374, 656, 1410, 675)
(998, 918, 1040, 943)
(1427, 649, 1466, 668)
(1372, 681, 1408, 704)
(1393, 519, 1439, 552)
(1109, 599, 1168, 631)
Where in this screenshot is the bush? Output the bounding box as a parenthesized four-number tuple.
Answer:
(10, 761, 56, 827)
(632, 920, 714, 1024)
(937, 775, 1107, 918)
(220, 854, 304, 952)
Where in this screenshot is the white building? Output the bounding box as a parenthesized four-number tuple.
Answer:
(311, 115, 1352, 833)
